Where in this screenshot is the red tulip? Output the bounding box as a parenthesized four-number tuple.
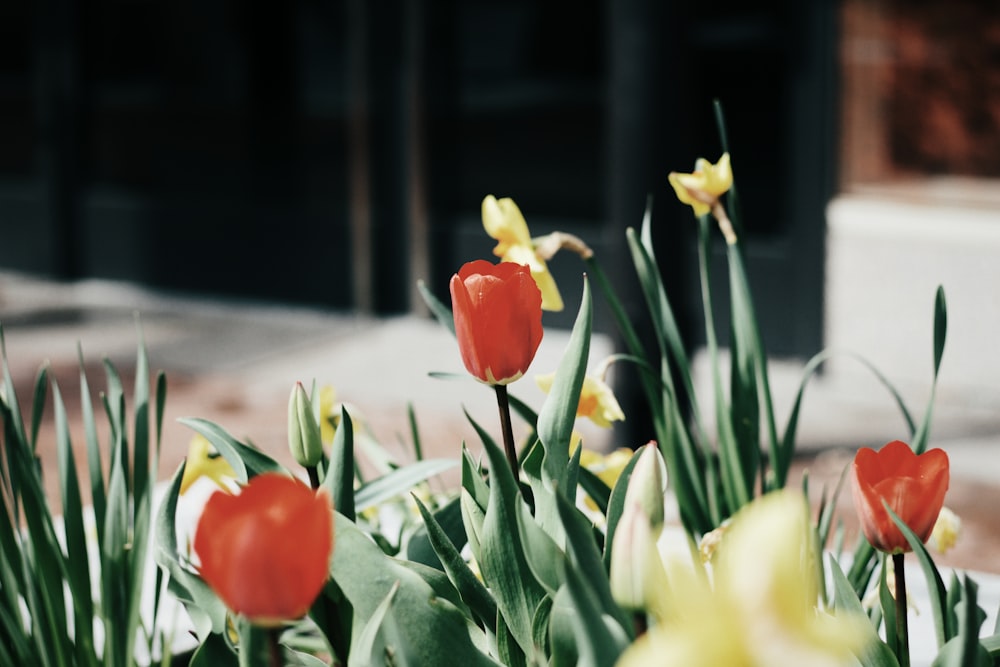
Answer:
(851, 440, 949, 554)
(193, 473, 334, 626)
(450, 260, 543, 385)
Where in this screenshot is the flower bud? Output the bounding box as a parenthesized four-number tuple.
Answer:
(610, 501, 668, 613)
(288, 382, 323, 467)
(623, 442, 667, 533)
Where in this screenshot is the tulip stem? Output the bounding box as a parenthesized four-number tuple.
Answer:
(267, 627, 282, 667)
(892, 553, 910, 667)
(494, 385, 519, 478)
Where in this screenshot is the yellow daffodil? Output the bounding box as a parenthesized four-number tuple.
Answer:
(579, 446, 633, 513)
(319, 385, 338, 445)
(179, 434, 237, 495)
(481, 194, 564, 312)
(617, 490, 869, 667)
(668, 153, 733, 218)
(535, 358, 625, 429)
(929, 506, 961, 554)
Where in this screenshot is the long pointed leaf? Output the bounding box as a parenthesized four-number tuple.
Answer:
(537, 277, 591, 485)
(325, 407, 356, 521)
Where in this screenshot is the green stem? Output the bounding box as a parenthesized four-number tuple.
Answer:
(632, 612, 648, 639)
(268, 628, 282, 667)
(893, 553, 910, 667)
(494, 385, 519, 478)
(306, 465, 320, 490)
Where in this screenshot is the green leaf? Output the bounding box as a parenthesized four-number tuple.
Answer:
(354, 458, 457, 512)
(559, 561, 628, 667)
(556, 488, 631, 633)
(51, 379, 96, 662)
(514, 492, 564, 596)
(351, 582, 415, 667)
(412, 496, 497, 629)
(330, 513, 500, 666)
(577, 466, 611, 516)
(602, 449, 643, 570)
(325, 407, 356, 521)
(77, 346, 106, 548)
(153, 461, 230, 637)
(829, 556, 899, 667)
(885, 502, 949, 647)
(930, 575, 990, 667)
(179, 417, 286, 482)
(914, 286, 947, 455)
(536, 276, 591, 485)
(477, 421, 546, 656)
(406, 494, 465, 569)
(418, 279, 456, 336)
(29, 364, 48, 452)
(189, 631, 238, 667)
(461, 445, 490, 514)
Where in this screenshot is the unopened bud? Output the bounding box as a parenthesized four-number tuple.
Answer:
(610, 501, 668, 612)
(288, 382, 323, 467)
(623, 442, 667, 532)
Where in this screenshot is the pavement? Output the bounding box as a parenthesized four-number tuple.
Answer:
(1, 270, 998, 576)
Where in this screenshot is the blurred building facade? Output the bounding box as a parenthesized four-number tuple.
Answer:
(7, 0, 994, 370)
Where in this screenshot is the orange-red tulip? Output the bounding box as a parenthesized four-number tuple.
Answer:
(851, 440, 949, 554)
(450, 260, 543, 385)
(193, 472, 334, 626)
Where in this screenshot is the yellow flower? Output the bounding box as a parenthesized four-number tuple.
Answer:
(319, 385, 338, 445)
(580, 446, 633, 488)
(668, 153, 733, 218)
(617, 490, 869, 667)
(929, 506, 961, 554)
(179, 434, 237, 495)
(481, 194, 564, 312)
(535, 358, 625, 429)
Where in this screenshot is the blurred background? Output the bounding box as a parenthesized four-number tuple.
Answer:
(0, 0, 999, 550)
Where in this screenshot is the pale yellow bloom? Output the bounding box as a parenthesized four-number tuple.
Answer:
(668, 153, 733, 218)
(481, 194, 564, 311)
(535, 358, 625, 429)
(179, 434, 236, 495)
(610, 501, 670, 611)
(617, 490, 869, 667)
(697, 520, 730, 564)
(929, 506, 961, 554)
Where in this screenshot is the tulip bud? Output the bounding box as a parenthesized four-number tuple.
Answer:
(623, 442, 667, 533)
(288, 382, 323, 467)
(610, 501, 668, 613)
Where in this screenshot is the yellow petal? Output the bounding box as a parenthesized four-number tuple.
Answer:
(482, 195, 532, 257)
(180, 434, 236, 495)
(319, 385, 338, 445)
(668, 153, 732, 217)
(504, 244, 563, 312)
(579, 375, 625, 428)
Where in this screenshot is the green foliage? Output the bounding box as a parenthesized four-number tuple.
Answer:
(0, 324, 168, 666)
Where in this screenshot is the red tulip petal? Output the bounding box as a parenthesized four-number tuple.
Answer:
(193, 473, 333, 624)
(851, 441, 950, 553)
(450, 260, 543, 385)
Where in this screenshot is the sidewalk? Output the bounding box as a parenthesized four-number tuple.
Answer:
(2, 270, 998, 575)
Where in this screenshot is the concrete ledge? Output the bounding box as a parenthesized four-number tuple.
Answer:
(825, 191, 1000, 410)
